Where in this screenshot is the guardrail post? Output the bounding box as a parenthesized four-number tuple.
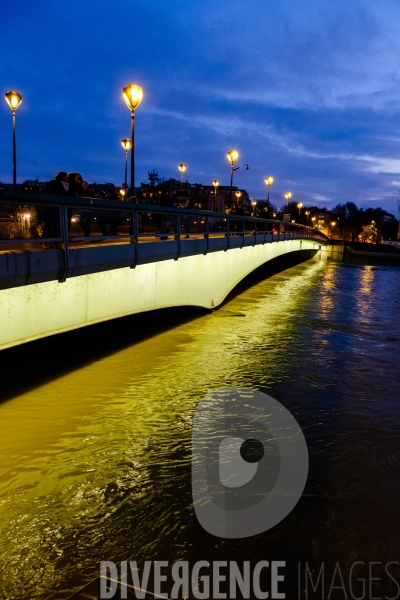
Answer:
(225, 218, 230, 251)
(175, 214, 181, 260)
(58, 204, 69, 283)
(130, 208, 139, 268)
(203, 215, 209, 255)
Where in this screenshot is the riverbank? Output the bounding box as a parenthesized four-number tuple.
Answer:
(320, 241, 400, 264)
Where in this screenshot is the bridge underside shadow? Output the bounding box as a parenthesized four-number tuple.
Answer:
(223, 248, 318, 303)
(0, 240, 323, 350)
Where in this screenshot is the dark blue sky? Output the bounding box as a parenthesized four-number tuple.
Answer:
(1, 0, 400, 214)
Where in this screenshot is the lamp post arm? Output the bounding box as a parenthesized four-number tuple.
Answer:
(232, 163, 249, 172)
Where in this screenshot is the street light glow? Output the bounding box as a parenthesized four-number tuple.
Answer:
(5, 90, 22, 111)
(122, 84, 143, 111)
(265, 176, 274, 186)
(212, 179, 220, 187)
(285, 192, 292, 201)
(227, 149, 239, 165)
(121, 138, 132, 152)
(178, 163, 187, 173)
(122, 83, 143, 199)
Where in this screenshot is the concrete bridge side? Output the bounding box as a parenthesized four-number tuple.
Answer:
(0, 239, 323, 350)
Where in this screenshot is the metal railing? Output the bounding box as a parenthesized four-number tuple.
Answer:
(0, 190, 329, 281)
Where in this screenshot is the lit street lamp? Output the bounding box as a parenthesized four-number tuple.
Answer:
(251, 199, 257, 216)
(227, 149, 248, 207)
(122, 84, 143, 200)
(212, 179, 220, 211)
(4, 90, 23, 189)
(178, 163, 187, 204)
(305, 210, 310, 225)
(284, 192, 292, 218)
(297, 202, 303, 221)
(235, 190, 242, 205)
(265, 176, 274, 204)
(330, 221, 336, 238)
(121, 138, 132, 198)
(370, 220, 377, 243)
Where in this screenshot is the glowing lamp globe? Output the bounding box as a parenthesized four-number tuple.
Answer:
(227, 150, 239, 165)
(5, 90, 22, 111)
(122, 84, 143, 112)
(121, 138, 132, 152)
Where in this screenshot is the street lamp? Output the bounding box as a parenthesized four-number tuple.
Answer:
(370, 220, 377, 243)
(311, 216, 316, 228)
(284, 192, 292, 218)
(330, 221, 336, 238)
(297, 202, 303, 221)
(305, 210, 310, 225)
(178, 163, 187, 204)
(227, 149, 248, 207)
(5, 90, 23, 189)
(122, 84, 143, 200)
(121, 138, 132, 198)
(252, 199, 257, 216)
(265, 176, 274, 204)
(235, 190, 242, 204)
(212, 179, 220, 211)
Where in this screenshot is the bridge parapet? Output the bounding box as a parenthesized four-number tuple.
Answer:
(0, 190, 329, 290)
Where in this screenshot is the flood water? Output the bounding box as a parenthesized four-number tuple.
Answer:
(0, 259, 399, 599)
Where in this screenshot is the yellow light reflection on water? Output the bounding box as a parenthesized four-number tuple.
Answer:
(0, 259, 326, 598)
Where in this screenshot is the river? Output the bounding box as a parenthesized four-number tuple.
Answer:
(0, 259, 399, 599)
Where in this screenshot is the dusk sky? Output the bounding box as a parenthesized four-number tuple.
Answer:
(1, 0, 400, 214)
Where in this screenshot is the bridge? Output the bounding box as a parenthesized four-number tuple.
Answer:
(0, 190, 330, 350)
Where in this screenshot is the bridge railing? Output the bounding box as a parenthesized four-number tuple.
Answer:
(0, 190, 330, 250)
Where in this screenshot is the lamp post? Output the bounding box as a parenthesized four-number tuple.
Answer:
(5, 90, 22, 189)
(121, 138, 132, 198)
(305, 210, 310, 225)
(284, 192, 292, 217)
(122, 84, 143, 200)
(212, 179, 220, 212)
(370, 220, 378, 243)
(227, 149, 248, 207)
(265, 176, 274, 204)
(311, 216, 316, 229)
(251, 199, 257, 217)
(330, 221, 336, 238)
(178, 163, 187, 205)
(297, 202, 303, 223)
(235, 190, 242, 206)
